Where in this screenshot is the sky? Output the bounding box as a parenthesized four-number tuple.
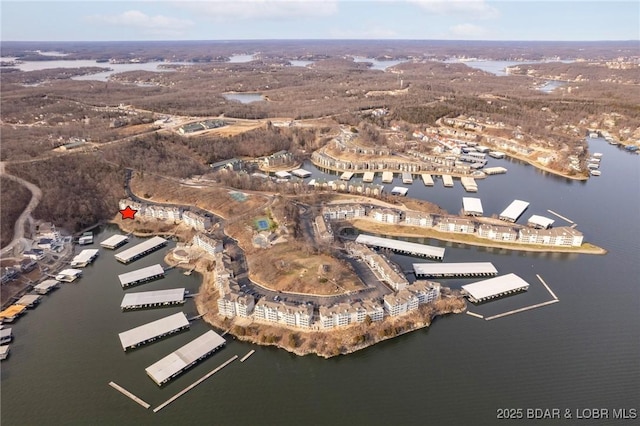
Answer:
(1, 1, 638, 41)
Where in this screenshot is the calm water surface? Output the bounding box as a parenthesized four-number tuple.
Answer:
(1, 138, 638, 425)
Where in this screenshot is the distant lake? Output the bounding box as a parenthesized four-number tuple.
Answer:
(538, 80, 565, 93)
(0, 58, 189, 82)
(222, 92, 264, 103)
(445, 58, 574, 76)
(228, 54, 255, 63)
(353, 56, 406, 71)
(289, 60, 314, 67)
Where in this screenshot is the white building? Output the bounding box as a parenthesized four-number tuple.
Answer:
(437, 217, 476, 234)
(183, 211, 212, 231)
(370, 208, 402, 224)
(404, 211, 434, 227)
(322, 204, 366, 220)
(217, 292, 255, 318)
(193, 234, 223, 256)
(518, 227, 584, 247)
(383, 290, 419, 316)
(407, 280, 441, 304)
(478, 224, 518, 242)
(253, 300, 312, 329)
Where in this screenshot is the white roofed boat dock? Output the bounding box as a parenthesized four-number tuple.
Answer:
(118, 312, 190, 351)
(100, 234, 129, 249)
(70, 249, 99, 268)
(115, 236, 167, 264)
(120, 288, 186, 311)
(413, 262, 497, 278)
(462, 273, 530, 303)
(33, 279, 60, 295)
(499, 200, 530, 222)
(355, 234, 445, 260)
(118, 264, 165, 288)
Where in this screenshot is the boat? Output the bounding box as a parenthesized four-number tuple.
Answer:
(592, 152, 603, 158)
(590, 170, 601, 176)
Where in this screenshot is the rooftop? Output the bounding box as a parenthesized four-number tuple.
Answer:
(413, 262, 497, 277)
(120, 288, 185, 309)
(118, 264, 165, 287)
(499, 200, 530, 222)
(118, 312, 189, 351)
(355, 234, 445, 259)
(462, 273, 530, 302)
(115, 236, 167, 263)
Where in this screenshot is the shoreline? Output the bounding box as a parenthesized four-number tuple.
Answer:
(349, 219, 607, 255)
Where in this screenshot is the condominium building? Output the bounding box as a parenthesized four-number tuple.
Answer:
(322, 204, 366, 220)
(478, 224, 518, 242)
(518, 227, 584, 247)
(217, 291, 255, 318)
(407, 280, 441, 304)
(383, 290, 420, 316)
(183, 211, 212, 231)
(437, 217, 476, 234)
(254, 300, 313, 329)
(370, 208, 402, 224)
(404, 211, 434, 227)
(193, 234, 223, 256)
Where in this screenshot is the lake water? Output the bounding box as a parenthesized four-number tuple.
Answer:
(353, 56, 406, 71)
(446, 59, 574, 76)
(1, 139, 638, 425)
(222, 93, 265, 104)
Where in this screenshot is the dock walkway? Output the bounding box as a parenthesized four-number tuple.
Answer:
(153, 355, 238, 413)
(108, 381, 150, 409)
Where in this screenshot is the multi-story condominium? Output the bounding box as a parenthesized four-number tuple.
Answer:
(254, 300, 312, 329)
(193, 234, 223, 256)
(262, 150, 294, 167)
(383, 290, 419, 316)
(370, 208, 402, 224)
(407, 280, 441, 304)
(351, 300, 385, 323)
(437, 217, 476, 234)
(183, 211, 212, 231)
(344, 242, 409, 291)
(404, 211, 434, 227)
(478, 224, 518, 242)
(518, 227, 584, 247)
(314, 216, 334, 243)
(322, 204, 366, 220)
(319, 303, 353, 329)
(217, 291, 255, 318)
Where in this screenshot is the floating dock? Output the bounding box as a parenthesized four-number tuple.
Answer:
(466, 311, 484, 319)
(0, 345, 9, 361)
(355, 234, 445, 260)
(499, 200, 530, 222)
(33, 279, 60, 295)
(274, 171, 291, 179)
(483, 167, 507, 175)
(15, 294, 42, 308)
(484, 300, 559, 321)
(78, 232, 93, 245)
(390, 186, 409, 196)
(442, 174, 454, 187)
(108, 381, 150, 409)
(488, 151, 506, 159)
(0, 305, 27, 323)
(401, 172, 413, 184)
(118, 264, 165, 289)
(120, 288, 186, 311)
(291, 169, 312, 178)
(145, 330, 227, 386)
(0, 327, 13, 345)
(546, 209, 574, 224)
(55, 268, 82, 282)
(381, 171, 394, 183)
(460, 177, 478, 192)
(240, 349, 255, 362)
(421, 174, 434, 186)
(362, 172, 375, 183)
(527, 215, 555, 229)
(153, 355, 238, 413)
(118, 312, 190, 351)
(115, 236, 167, 264)
(70, 249, 99, 268)
(100, 234, 129, 250)
(462, 197, 483, 216)
(413, 262, 497, 278)
(462, 273, 530, 303)
(340, 171, 354, 181)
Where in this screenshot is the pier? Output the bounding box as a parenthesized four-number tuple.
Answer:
(362, 172, 375, 183)
(484, 300, 559, 321)
(460, 177, 478, 192)
(153, 355, 238, 413)
(421, 174, 434, 186)
(546, 209, 575, 224)
(499, 200, 530, 222)
(381, 171, 394, 183)
(442, 174, 454, 187)
(466, 311, 484, 319)
(108, 381, 150, 409)
(240, 350, 255, 362)
(402, 172, 413, 184)
(340, 171, 354, 181)
(114, 236, 167, 264)
(536, 274, 559, 300)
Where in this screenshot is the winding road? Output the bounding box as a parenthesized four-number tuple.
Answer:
(1, 162, 43, 256)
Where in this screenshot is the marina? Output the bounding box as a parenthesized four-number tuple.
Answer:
(441, 174, 454, 187)
(145, 330, 227, 386)
(499, 200, 530, 222)
(462, 197, 483, 216)
(381, 171, 394, 183)
(527, 215, 555, 229)
(33, 279, 60, 294)
(114, 236, 167, 264)
(421, 174, 434, 186)
(108, 381, 150, 409)
(120, 288, 186, 311)
(355, 234, 445, 260)
(15, 294, 42, 308)
(461, 273, 530, 303)
(339, 171, 354, 181)
(118, 264, 165, 288)
(0, 327, 13, 344)
(413, 262, 497, 278)
(55, 268, 82, 282)
(362, 172, 375, 183)
(390, 186, 409, 196)
(153, 355, 238, 413)
(70, 249, 99, 268)
(118, 312, 190, 351)
(0, 305, 27, 323)
(0, 345, 9, 360)
(460, 177, 478, 192)
(100, 234, 129, 249)
(291, 168, 312, 178)
(402, 172, 413, 184)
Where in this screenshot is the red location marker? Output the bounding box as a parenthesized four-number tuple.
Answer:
(119, 206, 138, 220)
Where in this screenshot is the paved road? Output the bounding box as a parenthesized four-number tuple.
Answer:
(1, 164, 43, 256)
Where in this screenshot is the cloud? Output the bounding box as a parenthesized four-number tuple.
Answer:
(180, 0, 339, 21)
(449, 23, 488, 38)
(409, 0, 500, 19)
(86, 10, 194, 36)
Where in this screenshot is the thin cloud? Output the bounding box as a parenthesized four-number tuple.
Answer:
(180, 0, 339, 21)
(409, 0, 500, 19)
(86, 10, 194, 36)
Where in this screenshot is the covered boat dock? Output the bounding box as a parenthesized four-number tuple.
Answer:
(118, 264, 165, 289)
(462, 273, 530, 303)
(413, 262, 497, 278)
(118, 312, 190, 351)
(355, 234, 445, 260)
(115, 236, 167, 264)
(120, 288, 186, 311)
